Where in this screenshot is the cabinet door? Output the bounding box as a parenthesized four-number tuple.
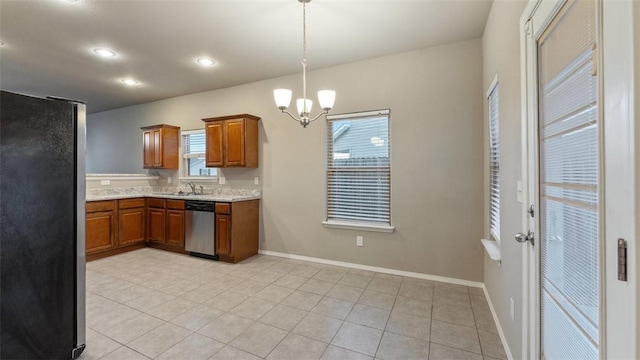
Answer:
(215, 214, 231, 255)
(225, 119, 245, 166)
(166, 210, 185, 247)
(86, 210, 116, 254)
(148, 207, 166, 243)
(206, 122, 224, 167)
(152, 128, 163, 167)
(143, 130, 153, 168)
(119, 207, 146, 245)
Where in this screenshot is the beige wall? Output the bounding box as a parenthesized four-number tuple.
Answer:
(87, 39, 486, 281)
(482, 0, 527, 358)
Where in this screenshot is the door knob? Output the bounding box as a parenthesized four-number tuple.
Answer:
(515, 231, 535, 245)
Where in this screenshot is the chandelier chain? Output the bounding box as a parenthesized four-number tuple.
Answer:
(273, 0, 334, 128)
(302, 0, 307, 63)
(302, 0, 308, 112)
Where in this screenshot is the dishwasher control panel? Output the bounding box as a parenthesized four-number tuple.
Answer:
(184, 200, 216, 212)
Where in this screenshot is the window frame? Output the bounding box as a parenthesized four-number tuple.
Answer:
(487, 76, 501, 243)
(179, 129, 218, 181)
(322, 109, 394, 233)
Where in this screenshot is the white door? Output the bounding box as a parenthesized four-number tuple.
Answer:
(521, 0, 637, 359)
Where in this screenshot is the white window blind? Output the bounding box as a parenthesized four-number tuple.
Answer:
(538, 1, 599, 358)
(326, 110, 390, 225)
(488, 81, 500, 241)
(182, 130, 216, 177)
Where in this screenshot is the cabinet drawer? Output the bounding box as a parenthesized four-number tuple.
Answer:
(215, 202, 231, 214)
(166, 199, 185, 210)
(148, 198, 166, 208)
(86, 200, 116, 213)
(119, 198, 146, 209)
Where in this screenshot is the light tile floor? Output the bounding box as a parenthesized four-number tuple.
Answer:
(80, 248, 507, 360)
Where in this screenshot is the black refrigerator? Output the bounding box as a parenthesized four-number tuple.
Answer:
(0, 91, 86, 359)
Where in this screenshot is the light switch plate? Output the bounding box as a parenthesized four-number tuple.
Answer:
(219, 177, 226, 185)
(356, 236, 363, 247)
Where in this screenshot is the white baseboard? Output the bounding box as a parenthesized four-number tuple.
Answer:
(258, 249, 483, 288)
(482, 284, 514, 360)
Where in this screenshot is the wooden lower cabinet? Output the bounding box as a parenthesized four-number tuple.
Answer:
(146, 198, 185, 250)
(86, 198, 146, 260)
(215, 214, 231, 255)
(166, 209, 185, 246)
(214, 200, 259, 263)
(148, 207, 166, 243)
(118, 207, 146, 245)
(86, 200, 117, 254)
(86, 197, 257, 263)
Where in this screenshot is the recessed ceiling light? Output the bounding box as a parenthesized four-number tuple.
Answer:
(121, 78, 139, 86)
(93, 48, 116, 58)
(196, 58, 216, 66)
(61, 0, 79, 2)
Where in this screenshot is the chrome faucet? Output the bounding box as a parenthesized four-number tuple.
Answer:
(186, 181, 196, 194)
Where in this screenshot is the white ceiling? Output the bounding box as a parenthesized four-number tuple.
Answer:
(0, 0, 493, 114)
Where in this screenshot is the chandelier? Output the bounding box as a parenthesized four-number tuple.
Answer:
(273, 0, 336, 128)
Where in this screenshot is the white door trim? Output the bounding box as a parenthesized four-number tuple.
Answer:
(601, 0, 637, 358)
(520, 3, 567, 359)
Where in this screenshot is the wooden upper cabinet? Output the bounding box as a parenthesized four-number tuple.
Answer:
(202, 114, 260, 168)
(205, 121, 224, 167)
(140, 124, 180, 169)
(143, 131, 153, 168)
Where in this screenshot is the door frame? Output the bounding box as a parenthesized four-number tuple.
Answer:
(519, 0, 638, 359)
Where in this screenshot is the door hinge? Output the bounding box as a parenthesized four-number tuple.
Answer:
(524, 19, 533, 38)
(618, 238, 627, 282)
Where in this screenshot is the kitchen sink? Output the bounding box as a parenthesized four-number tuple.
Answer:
(153, 192, 193, 196)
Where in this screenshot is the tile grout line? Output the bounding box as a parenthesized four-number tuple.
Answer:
(428, 281, 435, 360)
(89, 250, 488, 360)
(372, 282, 401, 359)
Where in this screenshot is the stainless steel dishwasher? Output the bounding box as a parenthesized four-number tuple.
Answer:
(184, 200, 219, 260)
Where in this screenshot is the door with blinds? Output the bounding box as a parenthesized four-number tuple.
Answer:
(524, 0, 638, 358)
(536, 0, 599, 358)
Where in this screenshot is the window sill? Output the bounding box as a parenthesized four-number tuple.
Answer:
(178, 176, 219, 183)
(481, 238, 501, 267)
(322, 220, 395, 233)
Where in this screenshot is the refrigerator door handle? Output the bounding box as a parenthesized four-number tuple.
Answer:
(74, 103, 87, 358)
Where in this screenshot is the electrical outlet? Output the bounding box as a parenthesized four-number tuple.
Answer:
(167, 177, 171, 184)
(356, 236, 364, 247)
(510, 298, 515, 321)
(100, 180, 110, 186)
(219, 177, 225, 185)
(254, 177, 259, 185)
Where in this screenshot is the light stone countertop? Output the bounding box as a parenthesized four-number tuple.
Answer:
(86, 186, 261, 202)
(86, 193, 260, 202)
